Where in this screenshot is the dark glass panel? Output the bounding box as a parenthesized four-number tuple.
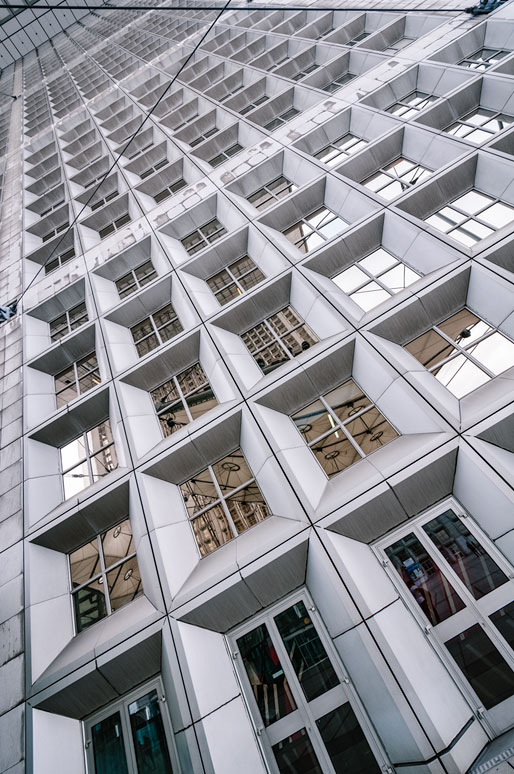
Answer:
(490, 601, 514, 648)
(317, 703, 380, 774)
(128, 689, 173, 774)
(272, 728, 323, 774)
(91, 712, 129, 774)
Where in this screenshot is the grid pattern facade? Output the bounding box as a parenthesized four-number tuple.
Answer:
(3, 0, 514, 772)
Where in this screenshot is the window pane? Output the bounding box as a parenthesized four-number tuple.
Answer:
(432, 353, 490, 398)
(445, 624, 514, 708)
(237, 623, 297, 726)
(385, 533, 465, 625)
(227, 486, 270, 534)
(90, 445, 118, 483)
(317, 703, 380, 774)
(282, 326, 317, 356)
(61, 434, 87, 470)
(312, 431, 362, 477)
(351, 282, 390, 312)
(212, 451, 253, 494)
(490, 601, 514, 648)
(102, 519, 134, 569)
(128, 690, 173, 774)
(180, 469, 218, 517)
(422, 510, 508, 599)
(63, 460, 90, 499)
(107, 557, 142, 612)
(272, 728, 323, 774)
(87, 421, 114, 455)
(347, 408, 398, 455)
(325, 381, 371, 423)
(191, 505, 233, 555)
(467, 332, 514, 375)
(74, 580, 108, 632)
(292, 399, 333, 442)
(274, 601, 339, 701)
(380, 264, 419, 293)
(405, 329, 456, 369)
(91, 712, 129, 774)
(70, 537, 100, 587)
(359, 248, 397, 275)
(480, 201, 514, 229)
(332, 265, 368, 294)
(438, 310, 490, 344)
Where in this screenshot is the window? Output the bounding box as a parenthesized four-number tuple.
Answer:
(322, 73, 355, 92)
(60, 420, 118, 499)
(151, 362, 218, 437)
(347, 31, 369, 45)
(242, 305, 318, 372)
(425, 189, 514, 246)
(405, 308, 514, 398)
(130, 303, 183, 357)
(386, 90, 438, 119)
(206, 255, 265, 305)
(181, 218, 227, 256)
(69, 518, 141, 632)
(189, 126, 218, 147)
(247, 176, 298, 211)
(313, 134, 367, 167)
(363, 157, 431, 200)
(239, 94, 269, 115)
(42, 221, 68, 242)
(140, 156, 168, 179)
(333, 247, 420, 311)
(45, 246, 76, 274)
(180, 448, 270, 556)
(445, 108, 514, 144)
(115, 260, 157, 299)
(208, 142, 243, 167)
(90, 190, 119, 212)
(264, 108, 299, 131)
(378, 503, 514, 721)
(291, 62, 319, 81)
(55, 352, 100, 408)
(459, 47, 510, 70)
(231, 593, 384, 774)
(98, 212, 131, 239)
(283, 206, 349, 253)
(292, 378, 398, 478)
(154, 177, 186, 203)
(85, 681, 175, 774)
(50, 301, 88, 341)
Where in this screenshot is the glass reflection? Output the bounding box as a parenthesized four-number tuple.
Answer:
(128, 689, 173, 774)
(317, 703, 380, 774)
(91, 712, 129, 774)
(273, 728, 323, 774)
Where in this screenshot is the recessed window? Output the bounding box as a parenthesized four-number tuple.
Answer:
(181, 217, 227, 256)
(445, 108, 514, 144)
(459, 47, 510, 70)
(140, 156, 168, 179)
(151, 362, 218, 437)
(42, 221, 68, 242)
(247, 175, 298, 211)
(292, 378, 398, 477)
(264, 107, 299, 131)
(208, 142, 243, 167)
(386, 90, 438, 119)
(242, 305, 318, 373)
(313, 133, 367, 167)
(115, 260, 157, 299)
(207, 254, 265, 305)
(45, 247, 76, 275)
(154, 177, 187, 203)
(379, 505, 514, 713)
(189, 126, 218, 147)
(50, 301, 88, 341)
(283, 206, 349, 253)
(363, 157, 431, 200)
(405, 308, 514, 398)
(232, 595, 384, 774)
(130, 302, 183, 357)
(322, 73, 355, 92)
(90, 190, 119, 212)
(69, 518, 141, 632)
(98, 212, 131, 239)
(239, 94, 269, 115)
(55, 352, 100, 408)
(60, 420, 118, 499)
(85, 682, 174, 774)
(333, 247, 420, 311)
(291, 62, 319, 81)
(425, 189, 514, 246)
(180, 449, 270, 556)
(347, 31, 369, 45)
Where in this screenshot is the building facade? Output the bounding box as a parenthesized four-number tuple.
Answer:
(2, 0, 514, 771)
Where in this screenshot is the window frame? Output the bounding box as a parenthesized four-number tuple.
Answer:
(362, 156, 432, 200)
(264, 107, 299, 131)
(151, 361, 218, 437)
(374, 497, 514, 733)
(283, 206, 349, 253)
(54, 350, 100, 408)
(181, 217, 227, 256)
(130, 302, 183, 357)
(228, 588, 390, 774)
(459, 47, 510, 70)
(49, 301, 88, 341)
(98, 212, 131, 240)
(247, 175, 298, 211)
(445, 107, 514, 144)
(241, 304, 319, 372)
(424, 189, 514, 246)
(313, 133, 368, 167)
(386, 90, 438, 119)
(206, 254, 266, 305)
(115, 259, 157, 299)
(59, 420, 118, 500)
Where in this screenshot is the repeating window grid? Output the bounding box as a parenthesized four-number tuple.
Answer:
(154, 177, 187, 203)
(264, 107, 299, 131)
(362, 157, 432, 200)
(313, 134, 368, 167)
(50, 301, 88, 341)
(405, 308, 514, 398)
(292, 379, 399, 478)
(139, 156, 168, 179)
(375, 501, 514, 714)
(130, 303, 183, 357)
(283, 206, 349, 253)
(45, 247, 76, 275)
(332, 247, 420, 312)
(98, 212, 131, 239)
(386, 90, 438, 119)
(189, 126, 218, 147)
(247, 175, 298, 211)
(60, 422, 118, 500)
(151, 362, 217, 437)
(322, 73, 355, 92)
(425, 189, 514, 246)
(55, 352, 100, 408)
(180, 449, 271, 556)
(239, 94, 269, 115)
(115, 260, 157, 299)
(208, 142, 243, 167)
(445, 108, 514, 144)
(68, 520, 141, 632)
(459, 47, 510, 70)
(206, 255, 266, 305)
(241, 305, 318, 370)
(181, 218, 227, 256)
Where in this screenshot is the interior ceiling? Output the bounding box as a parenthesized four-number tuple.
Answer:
(0, 0, 105, 68)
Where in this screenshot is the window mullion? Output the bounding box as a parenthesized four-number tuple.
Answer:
(175, 376, 193, 422)
(97, 534, 112, 616)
